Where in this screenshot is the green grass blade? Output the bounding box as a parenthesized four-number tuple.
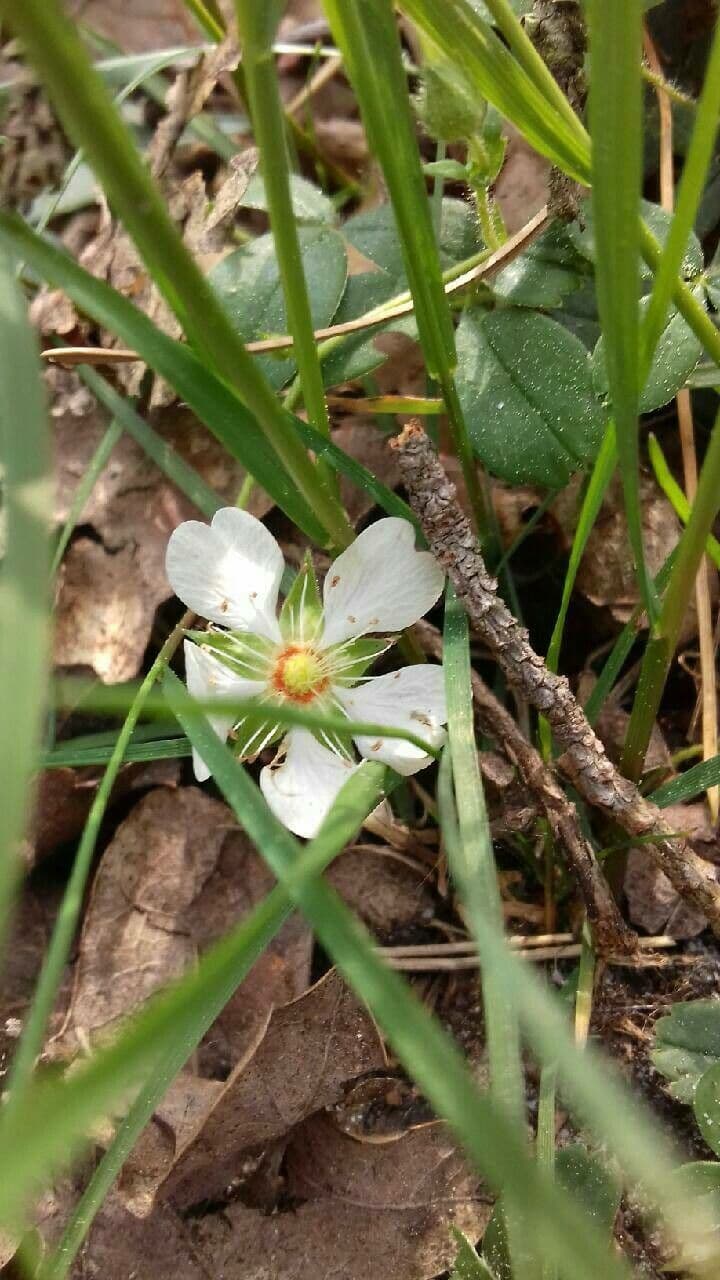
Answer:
(441, 586, 532, 1278)
(50, 417, 123, 579)
(587, 0, 656, 625)
(322, 0, 486, 533)
(235, 1, 333, 451)
(43, 737, 191, 768)
(640, 15, 720, 378)
(622, 406, 720, 780)
(539, 424, 616, 756)
(0, 250, 52, 953)
(583, 551, 677, 728)
(648, 433, 720, 570)
(650, 753, 720, 808)
(52, 678, 442, 760)
(0, 212, 324, 543)
(400, 0, 590, 181)
(2, 0, 351, 548)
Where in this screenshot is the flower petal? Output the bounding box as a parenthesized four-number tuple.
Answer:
(260, 729, 358, 838)
(337, 664, 446, 775)
(321, 518, 445, 646)
(166, 508, 284, 637)
(185, 640, 266, 781)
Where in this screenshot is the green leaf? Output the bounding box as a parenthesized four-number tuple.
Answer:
(568, 198, 704, 284)
(653, 1001, 720, 1102)
(492, 222, 587, 308)
(450, 1228, 496, 1279)
(555, 1145, 620, 1236)
(239, 172, 337, 225)
(592, 291, 705, 413)
(343, 196, 481, 283)
(210, 224, 348, 389)
(456, 309, 606, 486)
(0, 213, 326, 544)
(695, 1063, 720, 1158)
(482, 1203, 511, 1279)
(0, 250, 52, 951)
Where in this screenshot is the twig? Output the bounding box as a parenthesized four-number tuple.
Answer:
(417, 619, 636, 954)
(393, 422, 720, 930)
(42, 206, 552, 367)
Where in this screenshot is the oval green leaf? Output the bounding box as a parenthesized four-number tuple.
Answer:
(456, 308, 606, 486)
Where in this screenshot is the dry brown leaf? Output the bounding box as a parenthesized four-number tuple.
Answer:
(69, 1192, 211, 1280)
(66, 0, 200, 54)
(556, 473, 694, 632)
(0, 880, 70, 1081)
(189, 1113, 490, 1280)
(625, 802, 717, 938)
(325, 844, 434, 937)
(495, 124, 550, 236)
(50, 788, 311, 1062)
(123, 969, 385, 1213)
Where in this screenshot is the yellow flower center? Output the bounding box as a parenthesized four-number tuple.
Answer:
(271, 645, 328, 703)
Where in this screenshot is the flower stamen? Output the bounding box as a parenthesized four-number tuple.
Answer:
(271, 644, 329, 703)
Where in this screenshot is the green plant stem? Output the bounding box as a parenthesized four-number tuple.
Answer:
(5, 612, 193, 1102)
(622, 405, 720, 781)
(235, 0, 334, 485)
(4, 0, 352, 550)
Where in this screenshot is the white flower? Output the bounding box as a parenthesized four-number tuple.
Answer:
(165, 509, 447, 838)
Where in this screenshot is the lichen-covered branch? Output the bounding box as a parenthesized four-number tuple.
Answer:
(417, 621, 636, 955)
(394, 422, 720, 931)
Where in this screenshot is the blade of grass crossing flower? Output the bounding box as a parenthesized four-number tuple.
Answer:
(0, 212, 324, 543)
(622, 405, 720, 780)
(322, 0, 487, 536)
(2, 0, 352, 549)
(52, 678, 442, 760)
(0, 251, 52, 955)
(648, 433, 720, 571)
(50, 417, 123, 579)
(587, 0, 656, 626)
(166, 669, 633, 1280)
(37, 761, 389, 1280)
(640, 15, 720, 379)
(234, 2, 334, 463)
(440, 586, 533, 1279)
(538, 424, 616, 756)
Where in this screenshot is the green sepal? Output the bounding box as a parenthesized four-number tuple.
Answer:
(307, 693, 355, 761)
(229, 712, 284, 763)
(279, 552, 323, 643)
(187, 628, 275, 681)
(325, 636, 395, 686)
